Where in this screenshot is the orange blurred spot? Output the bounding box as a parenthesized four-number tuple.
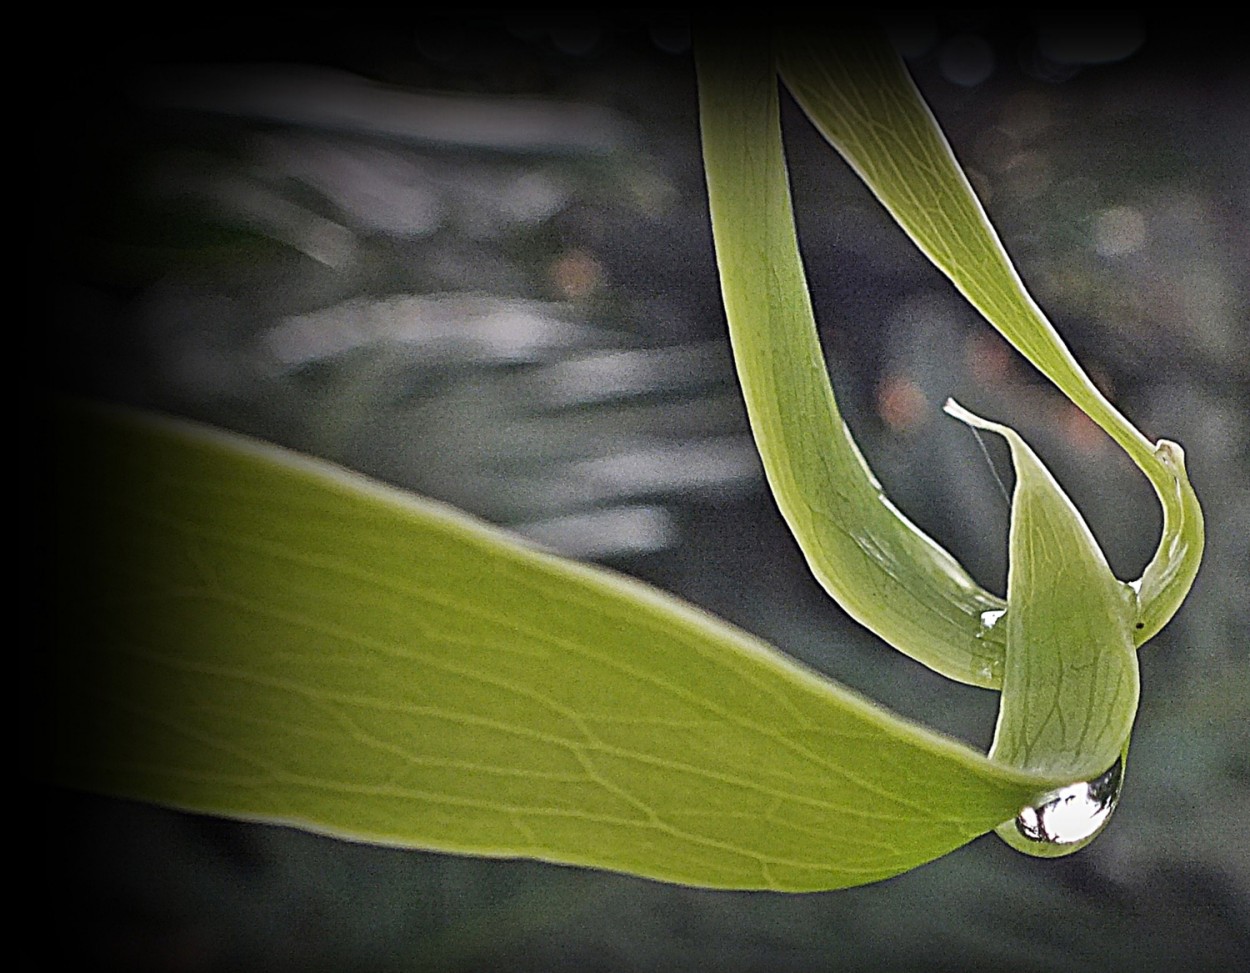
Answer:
(877, 373, 930, 432)
(1059, 403, 1108, 455)
(1089, 364, 1116, 401)
(965, 332, 1016, 384)
(550, 249, 603, 300)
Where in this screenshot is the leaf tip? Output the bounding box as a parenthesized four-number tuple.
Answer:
(941, 397, 1001, 437)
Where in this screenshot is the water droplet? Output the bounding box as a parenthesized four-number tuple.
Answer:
(1012, 758, 1124, 849)
(977, 608, 1006, 638)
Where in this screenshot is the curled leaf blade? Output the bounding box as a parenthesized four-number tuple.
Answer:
(945, 400, 1138, 855)
(697, 33, 1006, 688)
(775, 27, 1203, 645)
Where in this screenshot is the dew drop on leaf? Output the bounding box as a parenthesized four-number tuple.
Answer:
(977, 608, 1006, 637)
(1012, 757, 1124, 847)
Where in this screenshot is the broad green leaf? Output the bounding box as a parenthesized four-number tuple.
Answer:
(697, 35, 1008, 689)
(56, 400, 1075, 891)
(774, 28, 1203, 646)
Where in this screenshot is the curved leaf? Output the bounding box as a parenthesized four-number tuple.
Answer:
(54, 401, 1069, 891)
(697, 34, 1007, 689)
(697, 30, 1187, 861)
(774, 28, 1203, 644)
(945, 400, 1139, 857)
(944, 400, 1139, 783)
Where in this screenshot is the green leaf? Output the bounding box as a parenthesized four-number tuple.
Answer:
(696, 34, 1007, 689)
(53, 28, 1205, 890)
(943, 401, 1138, 782)
(697, 29, 1194, 860)
(774, 28, 1203, 646)
(944, 400, 1139, 857)
(56, 400, 1070, 891)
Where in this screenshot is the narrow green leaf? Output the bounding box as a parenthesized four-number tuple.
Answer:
(944, 401, 1139, 782)
(697, 34, 1008, 689)
(55, 401, 1068, 891)
(775, 28, 1203, 643)
(944, 400, 1139, 857)
(698, 32, 1179, 862)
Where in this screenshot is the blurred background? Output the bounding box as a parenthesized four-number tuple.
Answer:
(47, 15, 1247, 972)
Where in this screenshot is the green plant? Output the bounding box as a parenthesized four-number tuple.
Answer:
(53, 28, 1202, 891)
